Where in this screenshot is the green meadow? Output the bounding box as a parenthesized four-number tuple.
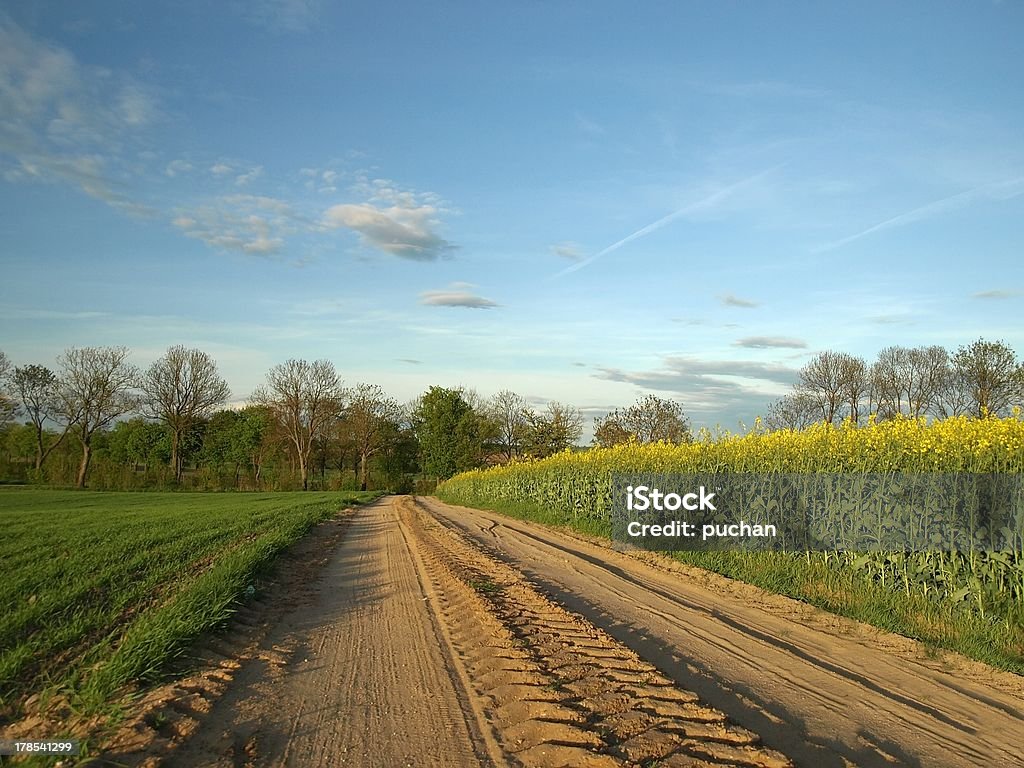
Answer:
(0, 489, 378, 722)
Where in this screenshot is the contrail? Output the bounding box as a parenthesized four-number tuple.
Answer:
(814, 175, 1024, 254)
(553, 166, 781, 278)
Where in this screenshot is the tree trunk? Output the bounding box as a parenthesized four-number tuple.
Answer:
(359, 451, 368, 492)
(171, 429, 182, 484)
(77, 441, 92, 489)
(299, 455, 308, 491)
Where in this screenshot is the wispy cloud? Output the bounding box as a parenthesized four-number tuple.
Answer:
(575, 112, 606, 137)
(235, 165, 264, 186)
(733, 336, 807, 349)
(555, 167, 780, 277)
(174, 195, 297, 255)
(420, 283, 498, 309)
(868, 314, 914, 325)
(0, 15, 159, 213)
(815, 176, 1024, 253)
(549, 241, 585, 260)
(719, 293, 759, 308)
(972, 289, 1020, 300)
(244, 0, 322, 32)
(165, 159, 193, 177)
(594, 356, 798, 419)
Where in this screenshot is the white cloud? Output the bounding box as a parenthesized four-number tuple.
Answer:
(420, 284, 499, 309)
(235, 165, 264, 186)
(323, 201, 454, 260)
(173, 195, 297, 256)
(733, 336, 807, 349)
(210, 162, 233, 176)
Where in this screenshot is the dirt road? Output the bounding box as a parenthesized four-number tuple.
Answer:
(113, 496, 1024, 767)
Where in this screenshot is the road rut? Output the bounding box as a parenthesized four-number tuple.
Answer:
(419, 496, 1024, 768)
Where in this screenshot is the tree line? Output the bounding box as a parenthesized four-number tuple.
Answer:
(0, 345, 686, 490)
(765, 338, 1024, 430)
(1, 337, 1019, 489)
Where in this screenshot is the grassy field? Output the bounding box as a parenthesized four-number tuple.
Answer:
(0, 488, 379, 724)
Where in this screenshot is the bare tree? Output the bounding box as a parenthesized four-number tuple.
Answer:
(764, 391, 819, 431)
(12, 364, 70, 472)
(839, 355, 870, 425)
(340, 383, 403, 491)
(140, 345, 231, 483)
(593, 394, 691, 447)
(487, 389, 529, 461)
(950, 338, 1024, 417)
(251, 359, 344, 490)
(870, 345, 949, 420)
(935, 365, 974, 419)
(57, 346, 140, 488)
(0, 350, 16, 429)
(798, 351, 866, 424)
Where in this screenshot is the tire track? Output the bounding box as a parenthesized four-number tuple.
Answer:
(419, 496, 1024, 768)
(398, 496, 793, 768)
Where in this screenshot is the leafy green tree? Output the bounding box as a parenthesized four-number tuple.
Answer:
(521, 401, 583, 458)
(412, 386, 485, 480)
(374, 420, 420, 492)
(592, 395, 691, 447)
(107, 418, 170, 471)
(950, 338, 1024, 417)
(236, 405, 277, 487)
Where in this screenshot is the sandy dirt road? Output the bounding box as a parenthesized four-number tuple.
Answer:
(162, 497, 496, 767)
(111, 496, 1024, 768)
(419, 496, 1024, 768)
(129, 496, 792, 768)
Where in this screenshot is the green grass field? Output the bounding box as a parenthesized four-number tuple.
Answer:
(0, 488, 379, 723)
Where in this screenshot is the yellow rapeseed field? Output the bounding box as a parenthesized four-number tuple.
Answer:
(439, 414, 1024, 616)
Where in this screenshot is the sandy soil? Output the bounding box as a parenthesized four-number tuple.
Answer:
(97, 495, 1024, 767)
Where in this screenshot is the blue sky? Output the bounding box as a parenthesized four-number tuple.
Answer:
(1, 1, 1022, 438)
